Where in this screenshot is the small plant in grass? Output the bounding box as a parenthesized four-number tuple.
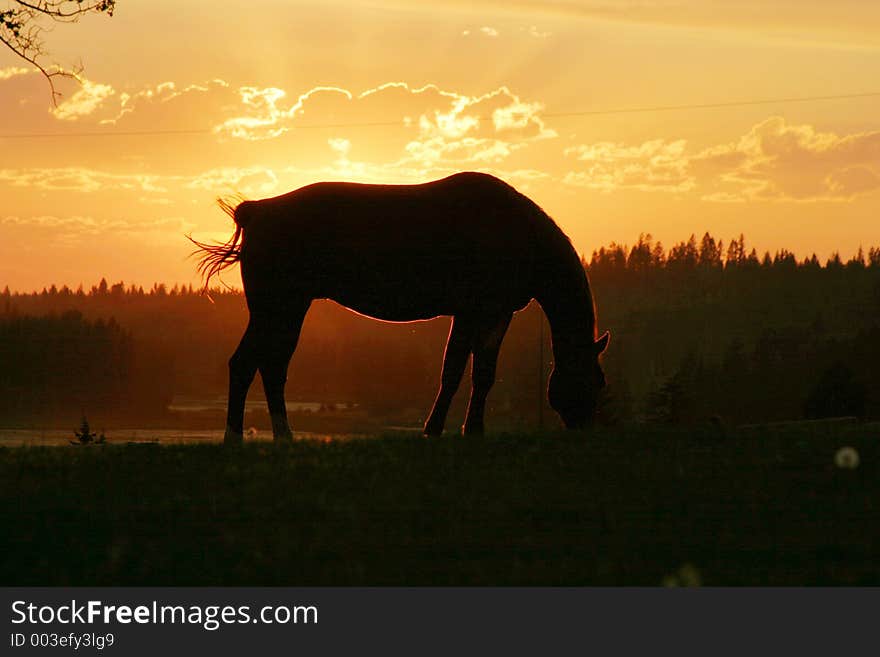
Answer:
(71, 416, 105, 445)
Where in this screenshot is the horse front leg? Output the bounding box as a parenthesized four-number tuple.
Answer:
(463, 313, 512, 436)
(423, 316, 476, 436)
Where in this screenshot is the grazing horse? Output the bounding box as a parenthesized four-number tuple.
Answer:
(193, 172, 609, 444)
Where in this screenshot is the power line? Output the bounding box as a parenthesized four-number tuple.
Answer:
(0, 90, 878, 139)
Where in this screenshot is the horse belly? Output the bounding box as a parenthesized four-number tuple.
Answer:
(322, 254, 529, 321)
(324, 264, 469, 321)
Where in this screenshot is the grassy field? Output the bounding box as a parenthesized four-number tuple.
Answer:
(2, 423, 878, 586)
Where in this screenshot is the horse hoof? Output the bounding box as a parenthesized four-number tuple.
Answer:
(224, 428, 244, 446)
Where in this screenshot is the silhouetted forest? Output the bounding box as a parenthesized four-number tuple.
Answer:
(2, 233, 879, 429)
(0, 311, 133, 423)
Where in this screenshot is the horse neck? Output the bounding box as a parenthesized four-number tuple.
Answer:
(535, 262, 596, 371)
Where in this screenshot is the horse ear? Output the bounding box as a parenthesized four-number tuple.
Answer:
(594, 331, 610, 355)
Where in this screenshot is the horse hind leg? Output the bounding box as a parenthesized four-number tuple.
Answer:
(257, 308, 308, 443)
(423, 316, 476, 436)
(225, 320, 262, 446)
(463, 313, 513, 436)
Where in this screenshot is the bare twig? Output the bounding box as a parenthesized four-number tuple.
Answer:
(0, 1, 116, 105)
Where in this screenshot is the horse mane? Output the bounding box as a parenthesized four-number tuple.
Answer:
(527, 197, 598, 341)
(187, 196, 247, 291)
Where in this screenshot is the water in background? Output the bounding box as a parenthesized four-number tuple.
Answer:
(0, 428, 363, 447)
(0, 398, 391, 446)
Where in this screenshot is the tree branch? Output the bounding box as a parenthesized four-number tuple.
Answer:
(0, 1, 115, 105)
(15, 1, 114, 21)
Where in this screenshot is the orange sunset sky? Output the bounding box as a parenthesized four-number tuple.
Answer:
(1, 0, 879, 291)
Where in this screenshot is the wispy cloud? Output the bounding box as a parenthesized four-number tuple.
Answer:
(1, 214, 195, 238)
(462, 26, 504, 38)
(211, 81, 556, 173)
(52, 78, 115, 121)
(101, 79, 230, 125)
(184, 167, 279, 195)
(564, 117, 880, 201)
(0, 168, 167, 193)
(214, 86, 353, 140)
(523, 25, 552, 38)
(692, 117, 880, 201)
(0, 66, 32, 80)
(1, 70, 554, 178)
(328, 138, 351, 156)
(564, 139, 692, 193)
(0, 164, 284, 197)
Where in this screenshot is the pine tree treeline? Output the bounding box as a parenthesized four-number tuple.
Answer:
(644, 327, 879, 426)
(0, 311, 134, 424)
(586, 232, 880, 276)
(2, 279, 212, 301)
(582, 233, 880, 426)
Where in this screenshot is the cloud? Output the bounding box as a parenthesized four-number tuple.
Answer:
(462, 26, 506, 38)
(0, 72, 236, 141)
(328, 138, 351, 156)
(209, 81, 555, 173)
(524, 25, 552, 38)
(0, 66, 32, 80)
(0, 164, 286, 197)
(184, 167, 279, 195)
(1, 72, 560, 206)
(0, 167, 167, 193)
(2, 214, 192, 231)
(1, 67, 555, 177)
(52, 78, 116, 120)
(100, 78, 235, 129)
(1, 215, 195, 240)
(214, 86, 353, 140)
(563, 139, 693, 193)
(564, 117, 880, 201)
(492, 99, 547, 131)
(464, 24, 550, 39)
(327, 138, 354, 170)
(101, 79, 230, 125)
(11, 69, 875, 205)
(825, 166, 880, 197)
(692, 117, 880, 201)
(389, 84, 556, 169)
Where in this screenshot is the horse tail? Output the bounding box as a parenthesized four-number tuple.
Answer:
(188, 196, 253, 291)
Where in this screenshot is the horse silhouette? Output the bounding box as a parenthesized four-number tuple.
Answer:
(193, 172, 609, 444)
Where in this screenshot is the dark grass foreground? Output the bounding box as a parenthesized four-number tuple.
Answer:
(2, 425, 878, 585)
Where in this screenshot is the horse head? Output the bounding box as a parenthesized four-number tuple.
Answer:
(548, 331, 610, 429)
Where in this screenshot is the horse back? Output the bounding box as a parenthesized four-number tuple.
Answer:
(239, 173, 556, 318)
